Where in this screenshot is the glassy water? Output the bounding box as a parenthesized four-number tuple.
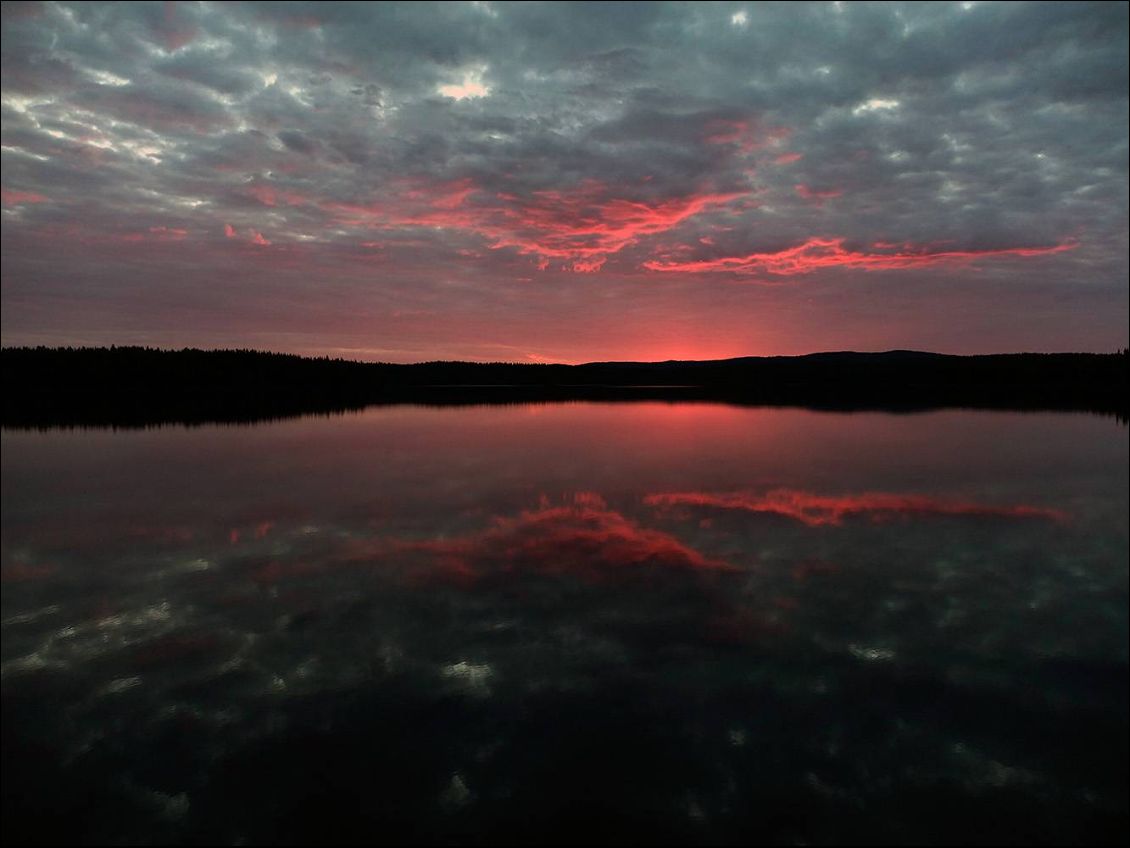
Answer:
(2, 404, 1126, 844)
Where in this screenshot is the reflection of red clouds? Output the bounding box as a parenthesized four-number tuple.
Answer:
(250, 559, 322, 588)
(396, 496, 733, 585)
(706, 608, 789, 645)
(324, 177, 746, 273)
(775, 152, 803, 165)
(123, 524, 195, 543)
(643, 236, 1078, 276)
(229, 521, 275, 545)
(1, 562, 58, 582)
(131, 632, 219, 667)
(791, 558, 840, 582)
(644, 490, 1069, 526)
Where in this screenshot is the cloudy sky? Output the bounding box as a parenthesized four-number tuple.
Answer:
(1, 1, 1126, 362)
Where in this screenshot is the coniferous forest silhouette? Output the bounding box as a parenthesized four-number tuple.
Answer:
(2, 346, 1125, 428)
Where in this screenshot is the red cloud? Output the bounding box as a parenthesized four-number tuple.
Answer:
(704, 120, 790, 154)
(324, 177, 746, 272)
(774, 152, 803, 165)
(148, 226, 188, 239)
(246, 184, 308, 208)
(78, 225, 191, 244)
(117, 227, 188, 242)
(223, 223, 270, 246)
(570, 256, 607, 273)
(795, 184, 843, 202)
(644, 489, 1068, 526)
(1, 188, 48, 206)
(418, 180, 476, 210)
(642, 236, 1078, 276)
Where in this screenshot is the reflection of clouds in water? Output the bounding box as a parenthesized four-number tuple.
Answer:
(2, 600, 181, 676)
(949, 742, 1044, 790)
(848, 644, 897, 662)
(98, 676, 143, 696)
(1, 478, 1124, 843)
(146, 557, 214, 581)
(0, 485, 1106, 703)
(2, 604, 61, 627)
(394, 493, 735, 583)
(441, 661, 494, 697)
(439, 772, 473, 810)
(644, 489, 1069, 526)
(1, 559, 59, 582)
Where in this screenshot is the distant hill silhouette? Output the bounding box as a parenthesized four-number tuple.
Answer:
(2, 346, 1126, 428)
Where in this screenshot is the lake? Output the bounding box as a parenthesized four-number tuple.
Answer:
(2, 404, 1126, 844)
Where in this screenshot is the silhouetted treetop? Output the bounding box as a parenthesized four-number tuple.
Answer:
(2, 346, 1125, 428)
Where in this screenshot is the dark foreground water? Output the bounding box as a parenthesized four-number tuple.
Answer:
(2, 404, 1126, 845)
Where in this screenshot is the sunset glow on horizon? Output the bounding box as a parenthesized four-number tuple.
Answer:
(1, 1, 1126, 362)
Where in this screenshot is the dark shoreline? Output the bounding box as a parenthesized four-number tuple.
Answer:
(3, 346, 1126, 429)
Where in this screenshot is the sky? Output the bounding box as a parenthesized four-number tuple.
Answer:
(1, 1, 1127, 363)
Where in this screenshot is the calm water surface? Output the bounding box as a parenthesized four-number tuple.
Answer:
(2, 404, 1127, 844)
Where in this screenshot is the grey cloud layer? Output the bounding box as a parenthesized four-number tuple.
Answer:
(1, 1, 1127, 356)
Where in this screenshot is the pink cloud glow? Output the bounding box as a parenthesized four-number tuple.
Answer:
(156, 1, 198, 52)
(705, 119, 790, 154)
(795, 183, 843, 202)
(246, 184, 308, 207)
(643, 236, 1079, 276)
(147, 226, 188, 239)
(324, 177, 747, 271)
(222, 223, 270, 246)
(1, 188, 48, 205)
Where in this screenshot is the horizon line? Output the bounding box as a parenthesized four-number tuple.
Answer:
(2, 344, 1126, 368)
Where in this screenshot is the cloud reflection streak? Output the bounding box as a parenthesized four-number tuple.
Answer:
(644, 489, 1069, 526)
(393, 493, 734, 585)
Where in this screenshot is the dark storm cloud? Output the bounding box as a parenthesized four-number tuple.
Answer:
(2, 1, 1127, 359)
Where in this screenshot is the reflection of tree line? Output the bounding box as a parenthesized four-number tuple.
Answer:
(2, 346, 1125, 428)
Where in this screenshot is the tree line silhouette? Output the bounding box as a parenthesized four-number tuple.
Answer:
(2, 345, 1125, 428)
